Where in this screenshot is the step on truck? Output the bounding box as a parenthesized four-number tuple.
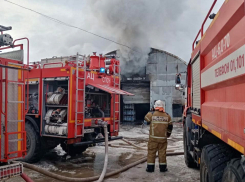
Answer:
(176, 0, 245, 181)
(23, 53, 133, 162)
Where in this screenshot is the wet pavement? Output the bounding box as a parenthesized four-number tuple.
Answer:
(6, 122, 200, 182)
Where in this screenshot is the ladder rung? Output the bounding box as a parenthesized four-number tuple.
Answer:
(115, 102, 119, 103)
(115, 111, 119, 112)
(77, 123, 84, 126)
(8, 62, 24, 66)
(8, 101, 24, 103)
(77, 77, 85, 80)
(77, 100, 84, 102)
(9, 82, 24, 85)
(9, 139, 23, 142)
(77, 89, 84, 91)
(114, 130, 119, 132)
(8, 120, 24, 122)
(76, 112, 84, 114)
(114, 120, 120, 122)
(76, 134, 84, 137)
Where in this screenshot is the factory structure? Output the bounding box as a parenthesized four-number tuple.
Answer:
(106, 48, 187, 123)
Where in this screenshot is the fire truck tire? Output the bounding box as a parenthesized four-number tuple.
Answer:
(222, 158, 245, 182)
(22, 123, 43, 163)
(61, 143, 88, 156)
(200, 144, 237, 182)
(183, 123, 196, 168)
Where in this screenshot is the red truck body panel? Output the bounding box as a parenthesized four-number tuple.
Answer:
(188, 0, 245, 154)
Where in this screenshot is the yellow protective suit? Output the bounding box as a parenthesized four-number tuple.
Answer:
(144, 110, 173, 166)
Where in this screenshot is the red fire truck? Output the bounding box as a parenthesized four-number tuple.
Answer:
(0, 26, 27, 180)
(23, 52, 133, 162)
(176, 0, 245, 181)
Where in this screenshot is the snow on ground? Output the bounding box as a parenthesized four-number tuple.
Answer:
(6, 122, 198, 182)
(119, 125, 149, 139)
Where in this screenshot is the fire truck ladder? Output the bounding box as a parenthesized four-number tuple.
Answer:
(1, 62, 26, 161)
(75, 53, 86, 138)
(113, 64, 120, 133)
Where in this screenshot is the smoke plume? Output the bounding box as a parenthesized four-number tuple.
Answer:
(88, 0, 186, 77)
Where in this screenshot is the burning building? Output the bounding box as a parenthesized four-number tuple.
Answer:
(106, 48, 187, 123)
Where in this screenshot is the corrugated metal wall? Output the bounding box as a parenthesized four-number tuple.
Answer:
(119, 48, 187, 120)
(147, 51, 187, 118)
(121, 82, 150, 104)
(192, 56, 201, 109)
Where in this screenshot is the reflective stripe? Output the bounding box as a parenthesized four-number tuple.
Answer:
(150, 135, 167, 139)
(159, 163, 167, 165)
(147, 163, 155, 165)
(152, 123, 154, 135)
(152, 121, 168, 124)
(145, 116, 150, 121)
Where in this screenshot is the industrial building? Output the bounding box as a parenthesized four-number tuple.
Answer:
(106, 48, 187, 123)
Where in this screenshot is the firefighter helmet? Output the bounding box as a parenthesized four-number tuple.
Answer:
(154, 100, 164, 109)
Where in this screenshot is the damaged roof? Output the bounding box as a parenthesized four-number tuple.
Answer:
(105, 48, 186, 65)
(149, 48, 187, 65)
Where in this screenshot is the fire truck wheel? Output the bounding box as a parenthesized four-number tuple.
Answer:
(222, 158, 245, 182)
(200, 144, 237, 182)
(183, 123, 196, 168)
(22, 123, 43, 163)
(61, 143, 88, 156)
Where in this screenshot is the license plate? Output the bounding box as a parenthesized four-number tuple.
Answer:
(84, 128, 94, 133)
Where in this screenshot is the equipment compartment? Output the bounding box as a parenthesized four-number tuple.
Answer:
(85, 86, 111, 118)
(26, 80, 39, 115)
(42, 77, 69, 137)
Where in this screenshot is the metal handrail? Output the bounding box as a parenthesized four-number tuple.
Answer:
(192, 0, 218, 51)
(28, 64, 41, 69)
(43, 62, 64, 68)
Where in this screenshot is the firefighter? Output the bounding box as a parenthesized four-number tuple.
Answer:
(144, 100, 173, 173)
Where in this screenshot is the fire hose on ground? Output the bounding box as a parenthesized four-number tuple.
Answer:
(18, 152, 183, 182)
(20, 173, 34, 182)
(97, 124, 108, 182)
(15, 128, 184, 182)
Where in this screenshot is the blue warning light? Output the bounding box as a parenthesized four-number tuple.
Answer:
(100, 68, 105, 73)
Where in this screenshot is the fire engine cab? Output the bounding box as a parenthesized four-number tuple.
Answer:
(24, 53, 133, 162)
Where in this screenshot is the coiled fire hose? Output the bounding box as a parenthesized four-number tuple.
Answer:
(15, 129, 184, 182)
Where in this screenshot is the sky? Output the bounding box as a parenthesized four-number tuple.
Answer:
(0, 0, 224, 64)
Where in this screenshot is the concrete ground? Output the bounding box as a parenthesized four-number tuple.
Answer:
(6, 122, 200, 182)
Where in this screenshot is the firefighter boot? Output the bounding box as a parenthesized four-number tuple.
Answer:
(159, 164, 168, 172)
(146, 165, 155, 173)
